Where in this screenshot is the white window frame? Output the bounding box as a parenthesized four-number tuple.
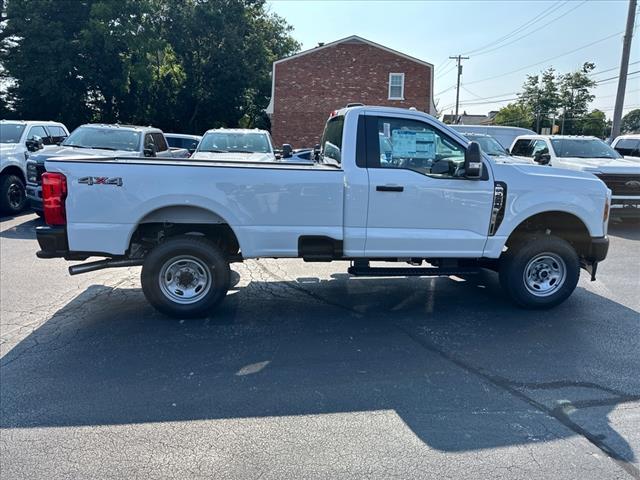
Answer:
(388, 73, 405, 100)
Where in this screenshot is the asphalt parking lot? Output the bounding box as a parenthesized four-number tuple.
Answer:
(1, 212, 639, 479)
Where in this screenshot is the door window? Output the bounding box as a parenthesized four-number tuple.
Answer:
(152, 133, 168, 152)
(27, 125, 48, 141)
(46, 126, 68, 144)
(367, 116, 466, 178)
(511, 139, 534, 156)
(532, 140, 549, 156)
(320, 115, 344, 166)
(614, 138, 640, 156)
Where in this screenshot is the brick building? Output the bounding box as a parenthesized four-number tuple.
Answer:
(265, 35, 434, 148)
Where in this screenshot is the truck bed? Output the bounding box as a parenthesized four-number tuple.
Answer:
(46, 156, 345, 258)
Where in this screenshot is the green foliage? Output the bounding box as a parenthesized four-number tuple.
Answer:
(621, 109, 640, 133)
(492, 103, 534, 129)
(0, 0, 299, 132)
(557, 62, 597, 135)
(578, 109, 607, 138)
(518, 67, 559, 123)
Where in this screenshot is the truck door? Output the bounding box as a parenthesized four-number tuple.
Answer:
(363, 113, 494, 257)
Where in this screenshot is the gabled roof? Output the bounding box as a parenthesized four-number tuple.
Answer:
(274, 35, 433, 68)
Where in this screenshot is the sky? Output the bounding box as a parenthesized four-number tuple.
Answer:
(267, 0, 640, 119)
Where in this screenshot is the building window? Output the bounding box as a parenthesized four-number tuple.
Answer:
(388, 73, 405, 100)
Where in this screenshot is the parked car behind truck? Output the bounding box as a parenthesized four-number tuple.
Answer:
(450, 125, 536, 150)
(35, 106, 610, 318)
(0, 120, 69, 214)
(26, 124, 189, 213)
(511, 135, 640, 220)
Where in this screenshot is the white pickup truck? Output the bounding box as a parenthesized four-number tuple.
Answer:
(35, 106, 611, 318)
(511, 135, 640, 220)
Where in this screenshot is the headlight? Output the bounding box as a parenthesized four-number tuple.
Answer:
(26, 162, 37, 183)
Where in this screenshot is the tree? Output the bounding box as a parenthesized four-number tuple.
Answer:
(621, 109, 640, 133)
(558, 62, 596, 135)
(517, 67, 558, 132)
(579, 109, 607, 138)
(1, 0, 93, 127)
(492, 103, 534, 129)
(1, 0, 299, 132)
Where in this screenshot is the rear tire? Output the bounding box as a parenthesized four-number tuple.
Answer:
(499, 235, 580, 309)
(0, 174, 27, 215)
(141, 236, 230, 318)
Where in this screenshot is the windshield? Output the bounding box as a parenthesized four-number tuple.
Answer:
(198, 132, 271, 154)
(550, 138, 622, 159)
(465, 135, 507, 156)
(62, 127, 141, 152)
(0, 123, 26, 144)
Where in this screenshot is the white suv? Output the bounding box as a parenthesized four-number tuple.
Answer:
(511, 135, 640, 220)
(0, 120, 69, 215)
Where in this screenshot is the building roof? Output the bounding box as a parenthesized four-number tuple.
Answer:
(266, 35, 434, 115)
(274, 35, 433, 68)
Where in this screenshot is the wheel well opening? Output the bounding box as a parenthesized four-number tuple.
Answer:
(1, 166, 26, 184)
(506, 211, 591, 258)
(129, 222, 241, 260)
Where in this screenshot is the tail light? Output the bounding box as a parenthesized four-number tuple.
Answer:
(42, 172, 67, 226)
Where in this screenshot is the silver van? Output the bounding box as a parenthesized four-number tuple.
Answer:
(450, 125, 536, 150)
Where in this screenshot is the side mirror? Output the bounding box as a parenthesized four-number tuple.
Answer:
(535, 152, 551, 165)
(26, 136, 44, 152)
(282, 144, 292, 159)
(464, 141, 483, 179)
(504, 147, 510, 155)
(144, 144, 156, 157)
(313, 143, 321, 161)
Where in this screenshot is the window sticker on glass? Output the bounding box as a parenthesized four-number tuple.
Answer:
(391, 130, 417, 157)
(415, 131, 436, 159)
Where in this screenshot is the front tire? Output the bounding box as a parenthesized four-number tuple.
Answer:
(499, 235, 580, 309)
(0, 174, 27, 215)
(141, 236, 230, 318)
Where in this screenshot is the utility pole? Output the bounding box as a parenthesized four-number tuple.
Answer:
(611, 0, 636, 139)
(449, 55, 469, 122)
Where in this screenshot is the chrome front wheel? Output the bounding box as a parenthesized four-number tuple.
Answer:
(523, 253, 567, 297)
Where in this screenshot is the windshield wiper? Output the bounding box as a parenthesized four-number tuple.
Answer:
(228, 149, 254, 154)
(63, 144, 92, 149)
(90, 146, 118, 151)
(200, 149, 228, 153)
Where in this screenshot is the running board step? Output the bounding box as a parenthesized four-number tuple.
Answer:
(348, 266, 480, 277)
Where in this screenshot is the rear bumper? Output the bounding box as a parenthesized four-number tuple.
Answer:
(36, 226, 69, 258)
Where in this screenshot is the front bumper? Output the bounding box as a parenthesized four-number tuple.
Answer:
(610, 198, 640, 218)
(581, 236, 609, 281)
(36, 226, 68, 258)
(586, 236, 609, 262)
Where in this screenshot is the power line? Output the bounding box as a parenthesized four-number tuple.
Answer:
(470, 1, 589, 58)
(463, 30, 624, 86)
(462, 1, 567, 56)
(595, 70, 640, 85)
(590, 60, 640, 77)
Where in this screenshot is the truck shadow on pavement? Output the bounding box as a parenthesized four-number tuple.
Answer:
(0, 217, 43, 240)
(1, 269, 639, 468)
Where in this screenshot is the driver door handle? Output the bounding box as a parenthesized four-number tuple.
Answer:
(376, 185, 404, 192)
